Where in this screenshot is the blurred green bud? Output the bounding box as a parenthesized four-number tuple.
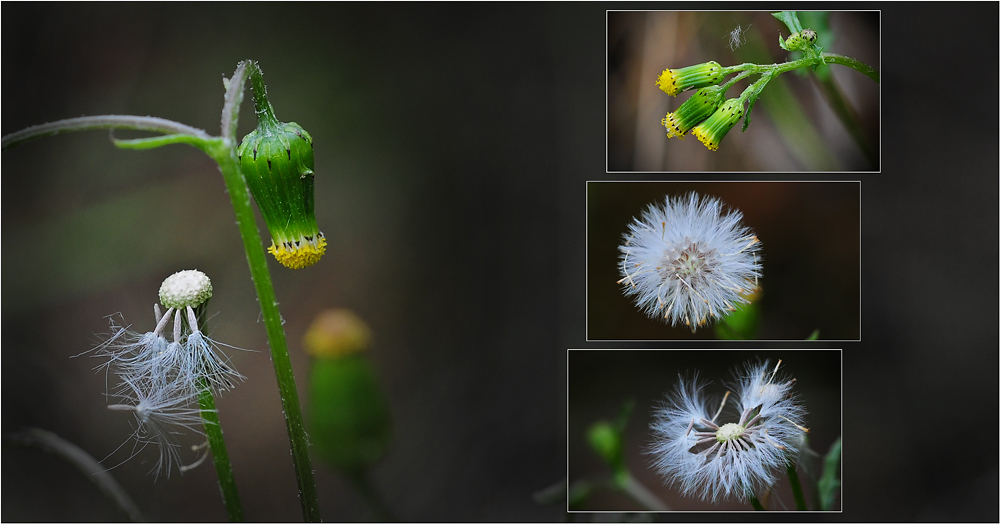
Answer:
(304, 308, 373, 359)
(587, 421, 622, 468)
(308, 354, 393, 476)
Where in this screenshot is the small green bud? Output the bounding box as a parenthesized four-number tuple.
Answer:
(655, 61, 724, 97)
(662, 85, 726, 139)
(784, 29, 817, 51)
(238, 100, 324, 269)
(691, 98, 744, 151)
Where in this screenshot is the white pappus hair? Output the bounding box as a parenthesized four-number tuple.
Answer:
(618, 192, 762, 331)
(647, 359, 808, 503)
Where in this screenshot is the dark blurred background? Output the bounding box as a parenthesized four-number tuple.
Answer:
(608, 11, 880, 172)
(1, 3, 997, 523)
(588, 182, 860, 340)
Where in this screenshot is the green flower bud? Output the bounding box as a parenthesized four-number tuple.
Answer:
(655, 61, 724, 97)
(662, 85, 726, 139)
(784, 29, 818, 51)
(238, 99, 324, 269)
(691, 98, 744, 151)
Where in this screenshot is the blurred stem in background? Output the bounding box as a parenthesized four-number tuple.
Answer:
(5, 428, 147, 522)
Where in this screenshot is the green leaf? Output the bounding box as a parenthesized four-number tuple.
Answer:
(740, 74, 771, 133)
(772, 11, 803, 34)
(715, 301, 760, 339)
(818, 437, 842, 510)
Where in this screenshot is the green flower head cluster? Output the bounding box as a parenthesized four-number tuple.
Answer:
(661, 86, 727, 139)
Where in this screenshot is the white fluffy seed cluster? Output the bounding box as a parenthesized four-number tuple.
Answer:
(158, 270, 213, 309)
(648, 360, 808, 503)
(618, 192, 762, 331)
(91, 270, 243, 478)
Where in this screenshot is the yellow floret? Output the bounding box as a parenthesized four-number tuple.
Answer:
(655, 69, 681, 96)
(268, 236, 327, 269)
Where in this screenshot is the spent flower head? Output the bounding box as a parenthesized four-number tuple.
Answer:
(618, 192, 762, 331)
(90, 270, 245, 477)
(648, 359, 808, 503)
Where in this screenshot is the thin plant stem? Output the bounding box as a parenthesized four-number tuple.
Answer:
(786, 462, 807, 511)
(617, 472, 671, 511)
(211, 60, 322, 522)
(197, 384, 244, 522)
(1, 115, 211, 150)
(6, 428, 146, 522)
(749, 494, 765, 511)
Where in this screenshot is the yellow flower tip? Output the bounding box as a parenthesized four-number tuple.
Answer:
(656, 69, 680, 96)
(303, 308, 372, 358)
(692, 125, 719, 151)
(269, 235, 327, 269)
(662, 113, 687, 139)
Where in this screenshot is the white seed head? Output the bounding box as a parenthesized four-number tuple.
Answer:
(716, 422, 744, 442)
(648, 359, 808, 503)
(159, 270, 213, 309)
(618, 193, 762, 331)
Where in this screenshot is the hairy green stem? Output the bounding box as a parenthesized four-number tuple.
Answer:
(725, 51, 879, 84)
(1, 115, 210, 150)
(197, 385, 244, 521)
(214, 60, 321, 522)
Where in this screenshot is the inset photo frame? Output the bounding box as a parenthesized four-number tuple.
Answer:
(587, 181, 860, 341)
(607, 10, 880, 172)
(567, 349, 842, 512)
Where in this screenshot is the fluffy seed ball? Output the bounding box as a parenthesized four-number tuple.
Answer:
(618, 193, 762, 331)
(647, 360, 808, 503)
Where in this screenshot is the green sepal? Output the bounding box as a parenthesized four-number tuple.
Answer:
(308, 354, 393, 476)
(237, 120, 318, 245)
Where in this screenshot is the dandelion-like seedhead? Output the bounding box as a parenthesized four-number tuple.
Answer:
(617, 193, 761, 331)
(88, 270, 245, 477)
(648, 359, 808, 503)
